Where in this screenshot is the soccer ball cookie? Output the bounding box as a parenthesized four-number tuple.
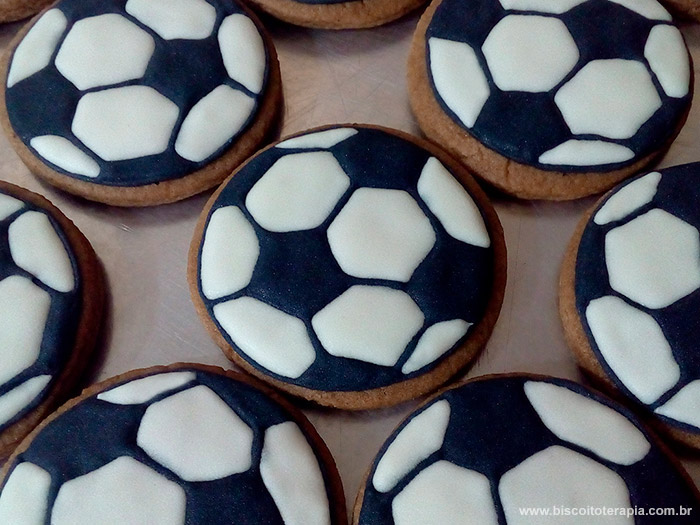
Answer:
(561, 163, 700, 449)
(0, 364, 347, 525)
(408, 0, 693, 200)
(0, 181, 103, 458)
(189, 125, 506, 410)
(0, 0, 281, 206)
(354, 374, 699, 524)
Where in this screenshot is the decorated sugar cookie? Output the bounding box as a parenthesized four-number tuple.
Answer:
(0, 0, 281, 206)
(408, 0, 692, 200)
(0, 364, 346, 524)
(354, 375, 699, 524)
(561, 163, 700, 449)
(0, 181, 103, 458)
(189, 125, 506, 410)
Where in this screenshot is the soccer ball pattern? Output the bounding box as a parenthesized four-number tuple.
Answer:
(357, 376, 698, 525)
(425, 0, 691, 171)
(0, 368, 336, 524)
(0, 188, 80, 435)
(4, 0, 268, 186)
(195, 126, 497, 392)
(576, 163, 700, 434)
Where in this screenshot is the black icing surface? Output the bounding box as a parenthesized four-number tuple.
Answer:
(0, 190, 82, 434)
(576, 163, 700, 433)
(197, 127, 496, 392)
(5, 0, 268, 187)
(425, 0, 691, 172)
(2, 368, 334, 524)
(358, 376, 699, 524)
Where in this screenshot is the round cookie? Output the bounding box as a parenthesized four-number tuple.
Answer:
(0, 363, 347, 525)
(560, 163, 700, 449)
(0, 0, 281, 207)
(353, 374, 700, 524)
(189, 124, 506, 410)
(408, 0, 693, 200)
(0, 181, 103, 459)
(0, 0, 52, 23)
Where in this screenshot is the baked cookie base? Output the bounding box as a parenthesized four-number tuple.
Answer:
(0, 0, 51, 23)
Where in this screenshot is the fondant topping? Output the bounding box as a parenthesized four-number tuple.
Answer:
(30, 136, 100, 178)
(125, 0, 217, 41)
(593, 171, 661, 225)
(97, 371, 196, 405)
(0, 375, 52, 427)
(0, 462, 51, 525)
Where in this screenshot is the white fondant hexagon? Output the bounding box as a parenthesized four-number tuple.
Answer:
(277, 128, 358, 149)
(51, 456, 186, 525)
(0, 276, 51, 386)
(401, 320, 470, 375)
(246, 152, 350, 232)
(175, 85, 255, 162)
(311, 285, 424, 367)
(392, 461, 498, 525)
(606, 209, 700, 309)
(428, 37, 489, 128)
(261, 422, 331, 525)
(0, 194, 23, 220)
(483, 15, 579, 93)
(0, 462, 52, 525)
(594, 171, 661, 225)
(539, 140, 634, 167)
(609, 0, 671, 20)
(524, 381, 650, 465)
(214, 297, 316, 378)
(7, 9, 67, 88)
(72, 86, 179, 162)
(655, 380, 700, 429)
(200, 206, 260, 300)
(327, 188, 435, 282)
(373, 400, 451, 493)
(498, 0, 587, 13)
(126, 0, 216, 40)
(55, 14, 154, 91)
(30, 136, 100, 178)
(137, 385, 254, 482)
(218, 14, 266, 94)
(97, 371, 196, 405)
(555, 59, 662, 140)
(499, 446, 632, 525)
(9, 210, 75, 292)
(0, 375, 51, 427)
(644, 24, 690, 99)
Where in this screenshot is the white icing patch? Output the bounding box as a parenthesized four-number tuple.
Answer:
(97, 371, 196, 405)
(9, 210, 75, 292)
(594, 172, 661, 225)
(482, 15, 579, 93)
(126, 0, 216, 40)
(0, 375, 51, 427)
(401, 320, 470, 375)
(555, 59, 662, 140)
(373, 400, 451, 493)
(51, 456, 186, 525)
(7, 9, 67, 88)
(214, 297, 316, 378)
(137, 385, 254, 481)
(0, 276, 50, 386)
(655, 381, 700, 429)
(499, 446, 632, 525)
(392, 461, 498, 525)
(605, 209, 700, 309)
(218, 14, 265, 94)
(30, 136, 100, 178)
(311, 285, 424, 367)
(277, 128, 358, 149)
(498, 0, 586, 13)
(609, 0, 671, 20)
(200, 206, 259, 300)
(261, 422, 331, 525)
(539, 140, 635, 167)
(72, 86, 179, 161)
(524, 381, 650, 465)
(644, 25, 690, 99)
(327, 188, 435, 282)
(175, 85, 255, 162)
(428, 38, 489, 128)
(586, 296, 681, 405)
(55, 14, 155, 91)
(417, 157, 490, 248)
(246, 152, 350, 233)
(0, 194, 23, 220)
(0, 462, 51, 525)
